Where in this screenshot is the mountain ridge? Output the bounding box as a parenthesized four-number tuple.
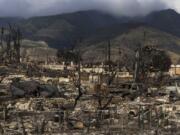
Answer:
(0, 9, 179, 63)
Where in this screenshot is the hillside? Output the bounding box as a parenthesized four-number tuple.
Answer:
(0, 9, 180, 45)
(21, 40, 57, 63)
(20, 9, 180, 64)
(0, 9, 179, 45)
(0, 9, 179, 63)
(20, 10, 123, 48)
(0, 17, 23, 26)
(81, 26, 180, 64)
(143, 9, 180, 37)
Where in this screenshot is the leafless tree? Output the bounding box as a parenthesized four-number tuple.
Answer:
(9, 24, 22, 63)
(0, 24, 22, 64)
(73, 49, 83, 108)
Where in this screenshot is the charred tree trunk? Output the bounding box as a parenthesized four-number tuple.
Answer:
(16, 29, 21, 63)
(1, 27, 4, 49)
(74, 50, 82, 108)
(6, 35, 11, 63)
(9, 24, 21, 64)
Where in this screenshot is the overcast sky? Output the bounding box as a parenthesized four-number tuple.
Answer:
(0, 0, 179, 17)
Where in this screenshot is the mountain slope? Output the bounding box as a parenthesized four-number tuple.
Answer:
(0, 9, 179, 63)
(18, 9, 180, 48)
(81, 26, 180, 64)
(0, 17, 23, 26)
(20, 10, 123, 48)
(143, 9, 180, 37)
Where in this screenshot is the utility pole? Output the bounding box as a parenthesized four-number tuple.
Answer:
(78, 49, 82, 95)
(118, 47, 121, 72)
(108, 40, 111, 73)
(134, 31, 146, 83)
(134, 50, 140, 83)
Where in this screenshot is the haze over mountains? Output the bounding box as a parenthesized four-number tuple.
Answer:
(0, 9, 180, 63)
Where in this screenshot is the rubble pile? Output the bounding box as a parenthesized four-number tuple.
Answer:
(0, 65, 179, 135)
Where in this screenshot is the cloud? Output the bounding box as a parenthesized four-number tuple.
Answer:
(164, 0, 180, 13)
(32, 0, 168, 17)
(0, 0, 31, 17)
(0, 0, 176, 17)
